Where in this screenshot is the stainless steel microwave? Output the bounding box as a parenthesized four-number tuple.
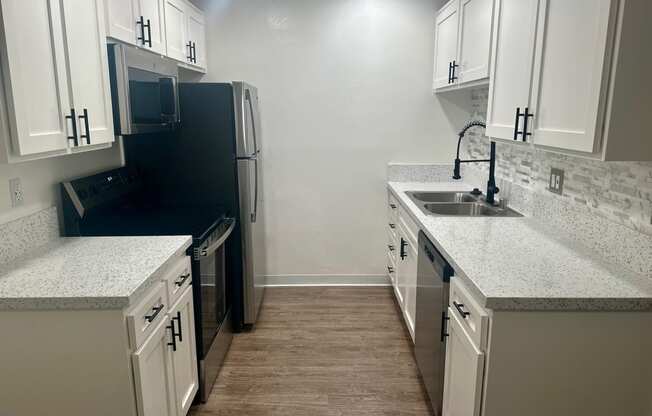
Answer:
(107, 43, 180, 135)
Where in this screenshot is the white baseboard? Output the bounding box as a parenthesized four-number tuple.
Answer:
(264, 274, 390, 287)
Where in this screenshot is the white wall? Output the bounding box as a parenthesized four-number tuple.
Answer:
(203, 0, 469, 280)
(0, 146, 122, 224)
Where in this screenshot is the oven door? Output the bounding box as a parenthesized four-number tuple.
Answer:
(107, 43, 180, 135)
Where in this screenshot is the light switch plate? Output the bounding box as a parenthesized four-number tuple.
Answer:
(548, 168, 564, 195)
(9, 177, 23, 207)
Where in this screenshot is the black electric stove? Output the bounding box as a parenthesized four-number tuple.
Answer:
(60, 167, 234, 403)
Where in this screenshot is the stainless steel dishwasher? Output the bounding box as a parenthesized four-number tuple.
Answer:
(415, 231, 454, 415)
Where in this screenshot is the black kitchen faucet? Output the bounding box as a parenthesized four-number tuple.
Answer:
(452, 121, 500, 205)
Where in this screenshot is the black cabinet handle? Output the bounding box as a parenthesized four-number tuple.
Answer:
(400, 238, 408, 260)
(387, 266, 394, 274)
(144, 304, 164, 323)
(440, 312, 450, 342)
(65, 108, 78, 147)
(448, 61, 452, 84)
(175, 273, 191, 287)
(388, 223, 396, 229)
(453, 301, 470, 318)
(172, 311, 182, 342)
(191, 42, 197, 63)
(513, 107, 524, 140)
(78, 109, 90, 145)
(388, 244, 395, 252)
(145, 19, 152, 47)
(389, 204, 397, 209)
(451, 60, 459, 82)
(136, 16, 145, 45)
(167, 321, 177, 351)
(522, 107, 534, 141)
(187, 41, 193, 61)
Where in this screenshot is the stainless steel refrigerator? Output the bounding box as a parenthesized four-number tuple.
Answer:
(123, 81, 266, 330)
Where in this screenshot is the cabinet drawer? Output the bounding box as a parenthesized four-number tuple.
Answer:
(449, 277, 489, 351)
(161, 256, 192, 307)
(127, 283, 168, 350)
(398, 206, 419, 245)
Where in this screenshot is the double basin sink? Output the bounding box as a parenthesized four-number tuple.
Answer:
(407, 191, 523, 217)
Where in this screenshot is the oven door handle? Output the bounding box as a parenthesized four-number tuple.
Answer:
(194, 219, 236, 260)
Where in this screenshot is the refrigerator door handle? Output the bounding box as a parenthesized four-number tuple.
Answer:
(245, 89, 259, 155)
(251, 158, 259, 223)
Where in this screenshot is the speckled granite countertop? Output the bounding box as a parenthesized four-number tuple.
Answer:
(389, 182, 652, 311)
(0, 236, 192, 310)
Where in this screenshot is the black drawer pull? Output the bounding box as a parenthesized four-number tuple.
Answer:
(387, 266, 394, 274)
(453, 301, 470, 318)
(389, 204, 397, 209)
(65, 108, 78, 146)
(400, 238, 408, 260)
(167, 321, 177, 351)
(172, 311, 182, 342)
(175, 273, 191, 287)
(388, 223, 396, 229)
(144, 304, 164, 323)
(388, 244, 395, 251)
(441, 312, 450, 342)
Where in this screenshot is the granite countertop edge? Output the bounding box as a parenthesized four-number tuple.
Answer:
(387, 181, 652, 312)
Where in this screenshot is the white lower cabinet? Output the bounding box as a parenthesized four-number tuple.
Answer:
(132, 320, 177, 416)
(388, 191, 418, 342)
(442, 308, 484, 416)
(133, 285, 198, 416)
(169, 287, 199, 416)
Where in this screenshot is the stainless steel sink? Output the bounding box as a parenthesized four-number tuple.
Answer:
(409, 191, 478, 203)
(407, 191, 523, 217)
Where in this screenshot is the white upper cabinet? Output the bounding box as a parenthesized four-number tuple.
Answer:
(457, 0, 494, 84)
(61, 0, 115, 147)
(0, 0, 70, 156)
(187, 7, 206, 70)
(529, 0, 612, 153)
(485, 0, 540, 141)
(433, 0, 493, 91)
(486, 0, 652, 160)
(164, 0, 207, 72)
(0, 0, 114, 162)
(164, 0, 189, 62)
(105, 0, 166, 55)
(433, 1, 460, 90)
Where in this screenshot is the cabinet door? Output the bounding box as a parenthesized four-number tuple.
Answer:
(169, 287, 199, 416)
(433, 0, 460, 90)
(457, 0, 493, 84)
(164, 0, 188, 62)
(61, 0, 115, 146)
(105, 0, 138, 45)
(0, 0, 71, 156)
(485, 0, 540, 141)
(442, 309, 485, 416)
(137, 0, 167, 55)
(132, 320, 177, 416)
(187, 7, 206, 70)
(529, 0, 614, 153)
(403, 235, 418, 339)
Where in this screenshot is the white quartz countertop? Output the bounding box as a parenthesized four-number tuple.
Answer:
(389, 181, 652, 311)
(0, 236, 192, 310)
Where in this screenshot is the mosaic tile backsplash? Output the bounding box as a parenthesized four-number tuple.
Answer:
(464, 87, 652, 237)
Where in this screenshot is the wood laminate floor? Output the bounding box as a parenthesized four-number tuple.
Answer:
(190, 286, 433, 416)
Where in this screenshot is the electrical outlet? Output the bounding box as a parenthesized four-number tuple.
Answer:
(9, 177, 23, 207)
(548, 168, 564, 195)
